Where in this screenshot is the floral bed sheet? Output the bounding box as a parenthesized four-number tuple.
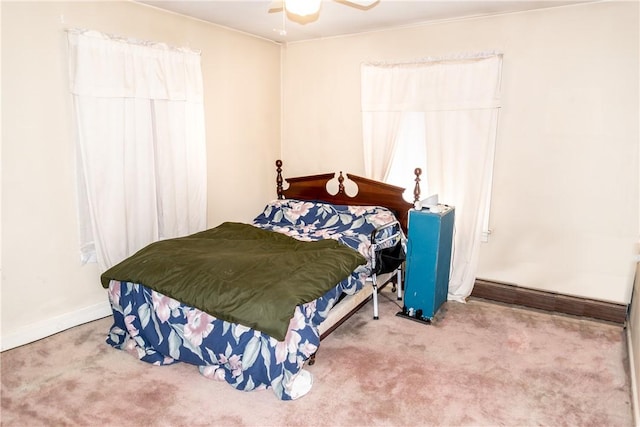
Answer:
(106, 199, 401, 400)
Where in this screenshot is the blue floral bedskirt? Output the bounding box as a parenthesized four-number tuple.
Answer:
(105, 199, 401, 400)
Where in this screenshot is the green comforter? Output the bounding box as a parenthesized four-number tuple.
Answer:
(101, 222, 366, 340)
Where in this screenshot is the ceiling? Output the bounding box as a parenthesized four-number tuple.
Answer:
(136, 0, 591, 44)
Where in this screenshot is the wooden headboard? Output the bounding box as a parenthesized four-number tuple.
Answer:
(275, 160, 421, 232)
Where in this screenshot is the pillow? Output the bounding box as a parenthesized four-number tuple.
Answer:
(254, 199, 398, 231)
(253, 199, 403, 256)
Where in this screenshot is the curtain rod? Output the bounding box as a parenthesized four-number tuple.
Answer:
(65, 28, 201, 55)
(364, 50, 503, 67)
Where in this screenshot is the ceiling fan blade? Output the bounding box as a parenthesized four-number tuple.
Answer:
(339, 0, 379, 8)
(268, 0, 284, 13)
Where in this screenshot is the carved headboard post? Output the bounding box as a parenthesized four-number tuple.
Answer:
(413, 168, 422, 203)
(337, 172, 345, 194)
(276, 159, 284, 199)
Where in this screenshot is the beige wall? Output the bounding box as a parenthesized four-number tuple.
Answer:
(282, 1, 639, 304)
(1, 0, 638, 351)
(1, 1, 281, 349)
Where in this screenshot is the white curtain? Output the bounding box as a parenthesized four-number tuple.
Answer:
(67, 29, 207, 272)
(361, 52, 503, 301)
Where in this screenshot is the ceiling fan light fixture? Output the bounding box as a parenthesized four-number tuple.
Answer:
(284, 0, 322, 17)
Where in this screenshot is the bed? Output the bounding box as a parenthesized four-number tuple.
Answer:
(102, 160, 420, 400)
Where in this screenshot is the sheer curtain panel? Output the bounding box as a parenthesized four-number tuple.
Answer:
(361, 52, 503, 301)
(67, 29, 207, 272)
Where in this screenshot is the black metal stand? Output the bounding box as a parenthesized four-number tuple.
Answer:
(395, 310, 433, 325)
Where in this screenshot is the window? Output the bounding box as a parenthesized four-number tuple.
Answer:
(67, 29, 207, 271)
(361, 53, 503, 300)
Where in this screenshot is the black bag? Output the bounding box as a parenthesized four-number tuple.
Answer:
(373, 241, 405, 275)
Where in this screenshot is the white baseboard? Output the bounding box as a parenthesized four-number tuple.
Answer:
(627, 326, 640, 427)
(0, 300, 112, 352)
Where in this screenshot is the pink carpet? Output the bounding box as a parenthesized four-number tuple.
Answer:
(1, 288, 632, 426)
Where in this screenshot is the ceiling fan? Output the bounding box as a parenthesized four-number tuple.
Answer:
(269, 0, 380, 23)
